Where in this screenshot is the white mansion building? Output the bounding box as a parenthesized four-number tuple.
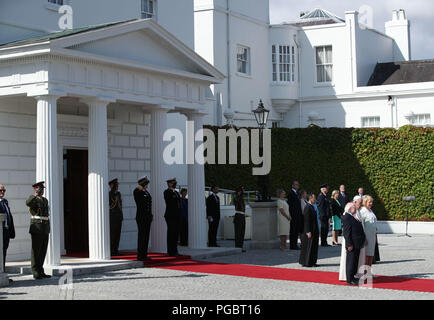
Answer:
(0, 0, 432, 263)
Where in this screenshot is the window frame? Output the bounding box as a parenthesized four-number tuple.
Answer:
(314, 45, 333, 84)
(271, 44, 296, 83)
(409, 113, 431, 125)
(141, 0, 155, 19)
(236, 45, 251, 76)
(361, 116, 381, 128)
(48, 0, 64, 5)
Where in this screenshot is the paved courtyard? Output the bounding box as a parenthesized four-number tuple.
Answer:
(1, 235, 433, 300)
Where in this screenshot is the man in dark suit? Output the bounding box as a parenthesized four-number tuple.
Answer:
(342, 208, 366, 285)
(133, 176, 152, 261)
(338, 185, 350, 208)
(0, 184, 15, 273)
(206, 186, 220, 247)
(299, 194, 320, 267)
(164, 178, 182, 257)
(317, 184, 331, 247)
(287, 181, 303, 250)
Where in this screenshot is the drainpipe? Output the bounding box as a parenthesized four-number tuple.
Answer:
(293, 34, 302, 127)
(226, 0, 232, 113)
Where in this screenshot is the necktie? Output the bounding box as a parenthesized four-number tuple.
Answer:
(0, 200, 10, 229)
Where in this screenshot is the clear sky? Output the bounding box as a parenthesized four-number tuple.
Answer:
(269, 0, 434, 61)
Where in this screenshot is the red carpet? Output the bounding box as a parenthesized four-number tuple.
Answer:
(153, 260, 434, 293)
(62, 251, 192, 267)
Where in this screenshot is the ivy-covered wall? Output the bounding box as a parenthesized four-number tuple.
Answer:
(204, 125, 433, 221)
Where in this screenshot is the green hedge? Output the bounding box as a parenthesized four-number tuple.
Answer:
(204, 125, 434, 221)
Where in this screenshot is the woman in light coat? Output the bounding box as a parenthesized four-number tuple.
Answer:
(360, 195, 378, 269)
(277, 189, 291, 251)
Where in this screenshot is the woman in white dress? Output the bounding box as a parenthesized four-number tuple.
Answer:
(360, 195, 377, 269)
(338, 198, 366, 281)
(277, 189, 291, 251)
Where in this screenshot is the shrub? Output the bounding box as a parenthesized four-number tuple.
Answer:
(204, 125, 434, 221)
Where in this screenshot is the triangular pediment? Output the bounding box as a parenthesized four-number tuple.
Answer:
(50, 20, 223, 81)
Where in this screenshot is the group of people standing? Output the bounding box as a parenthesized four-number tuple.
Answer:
(276, 181, 379, 286)
(205, 186, 247, 252)
(109, 176, 188, 261)
(1, 181, 52, 280)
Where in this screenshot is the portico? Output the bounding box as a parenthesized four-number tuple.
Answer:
(0, 19, 223, 265)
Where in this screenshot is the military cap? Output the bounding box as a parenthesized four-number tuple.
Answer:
(166, 177, 177, 184)
(32, 181, 45, 188)
(108, 178, 118, 185)
(320, 183, 329, 189)
(138, 176, 150, 186)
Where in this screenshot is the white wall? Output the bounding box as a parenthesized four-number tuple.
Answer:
(195, 0, 272, 127)
(282, 93, 434, 129)
(0, 97, 37, 262)
(0, 0, 195, 49)
(355, 28, 394, 87)
(298, 24, 351, 99)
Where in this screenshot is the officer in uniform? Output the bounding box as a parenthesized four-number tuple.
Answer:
(133, 176, 152, 261)
(164, 178, 182, 257)
(26, 181, 51, 280)
(109, 178, 123, 256)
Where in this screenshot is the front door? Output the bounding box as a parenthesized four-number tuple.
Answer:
(63, 149, 89, 254)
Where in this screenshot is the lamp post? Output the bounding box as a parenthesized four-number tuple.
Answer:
(253, 100, 271, 202)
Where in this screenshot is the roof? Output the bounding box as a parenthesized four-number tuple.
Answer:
(0, 20, 135, 48)
(0, 19, 225, 83)
(367, 60, 434, 86)
(282, 8, 344, 27)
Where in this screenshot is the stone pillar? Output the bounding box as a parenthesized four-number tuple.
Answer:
(0, 214, 9, 286)
(87, 99, 111, 261)
(249, 201, 279, 249)
(186, 112, 208, 249)
(35, 95, 61, 266)
(149, 107, 169, 253)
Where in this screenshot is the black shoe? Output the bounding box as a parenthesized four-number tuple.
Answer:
(313, 264, 320, 267)
(33, 275, 43, 280)
(169, 254, 181, 257)
(9, 279, 13, 283)
(290, 247, 301, 250)
(321, 244, 332, 247)
(41, 273, 51, 279)
(137, 257, 151, 261)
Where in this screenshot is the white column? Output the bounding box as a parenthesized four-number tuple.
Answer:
(150, 107, 169, 253)
(87, 99, 111, 261)
(186, 112, 208, 249)
(35, 95, 61, 266)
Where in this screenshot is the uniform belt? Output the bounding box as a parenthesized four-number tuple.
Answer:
(31, 216, 49, 221)
(235, 211, 245, 215)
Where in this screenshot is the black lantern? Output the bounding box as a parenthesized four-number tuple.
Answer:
(253, 99, 271, 202)
(253, 100, 270, 129)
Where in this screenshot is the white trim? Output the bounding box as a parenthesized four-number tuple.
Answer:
(194, 4, 269, 27)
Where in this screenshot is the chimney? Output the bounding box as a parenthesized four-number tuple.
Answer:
(385, 9, 411, 61)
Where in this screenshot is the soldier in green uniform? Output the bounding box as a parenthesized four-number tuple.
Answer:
(109, 178, 123, 256)
(26, 181, 51, 280)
